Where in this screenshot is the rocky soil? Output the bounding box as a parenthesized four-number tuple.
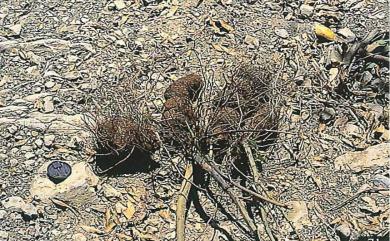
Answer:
(0, 0, 389, 241)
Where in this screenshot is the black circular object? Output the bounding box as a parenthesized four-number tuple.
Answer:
(47, 161, 72, 184)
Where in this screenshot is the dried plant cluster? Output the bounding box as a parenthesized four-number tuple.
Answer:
(158, 64, 281, 160)
(86, 78, 160, 174)
(210, 65, 280, 149)
(161, 73, 203, 145)
(87, 62, 284, 239)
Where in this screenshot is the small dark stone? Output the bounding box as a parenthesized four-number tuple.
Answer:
(47, 161, 72, 184)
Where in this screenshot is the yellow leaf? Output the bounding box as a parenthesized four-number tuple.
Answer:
(104, 221, 116, 233)
(159, 209, 171, 220)
(80, 225, 104, 234)
(123, 201, 136, 220)
(104, 208, 111, 225)
(314, 23, 336, 41)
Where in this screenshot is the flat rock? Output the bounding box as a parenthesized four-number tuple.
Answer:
(275, 28, 289, 39)
(286, 201, 312, 230)
(300, 4, 314, 17)
(30, 162, 99, 205)
(1, 196, 25, 212)
(334, 143, 390, 172)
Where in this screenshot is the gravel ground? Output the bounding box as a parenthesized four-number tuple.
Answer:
(0, 0, 389, 241)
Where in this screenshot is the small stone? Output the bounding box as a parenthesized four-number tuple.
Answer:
(68, 55, 79, 62)
(300, 4, 314, 17)
(244, 35, 259, 48)
(115, 202, 126, 213)
(33, 86, 42, 93)
(336, 222, 351, 239)
(44, 135, 55, 147)
(9, 24, 22, 36)
(114, 0, 126, 10)
(0, 209, 7, 219)
(21, 203, 38, 220)
(338, 28, 356, 42)
(102, 184, 122, 198)
(43, 97, 54, 113)
(34, 139, 43, 148)
(45, 81, 55, 89)
(0, 231, 9, 240)
(1, 196, 25, 212)
(9, 158, 18, 167)
(7, 125, 17, 134)
(24, 159, 35, 167)
(335, 143, 390, 172)
(25, 152, 36, 160)
(0, 154, 7, 161)
(52, 230, 61, 236)
(72, 233, 87, 241)
(371, 174, 390, 188)
(275, 28, 289, 39)
(115, 39, 126, 47)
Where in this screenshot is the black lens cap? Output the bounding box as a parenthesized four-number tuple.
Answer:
(47, 161, 72, 184)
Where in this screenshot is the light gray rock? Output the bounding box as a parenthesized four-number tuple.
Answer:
(338, 27, 356, 42)
(43, 135, 55, 147)
(21, 203, 38, 220)
(102, 184, 122, 198)
(336, 222, 351, 239)
(7, 125, 17, 135)
(30, 162, 99, 205)
(9, 24, 22, 36)
(275, 28, 289, 39)
(9, 159, 18, 167)
(300, 4, 314, 17)
(0, 209, 7, 219)
(0, 230, 9, 240)
(2, 196, 25, 212)
(23, 93, 51, 102)
(24, 152, 35, 160)
(34, 139, 43, 148)
(335, 143, 390, 172)
(45, 81, 55, 89)
(43, 96, 54, 113)
(0, 154, 7, 161)
(0, 106, 28, 115)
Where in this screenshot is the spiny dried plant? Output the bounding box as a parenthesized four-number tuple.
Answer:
(161, 73, 203, 146)
(85, 76, 160, 174)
